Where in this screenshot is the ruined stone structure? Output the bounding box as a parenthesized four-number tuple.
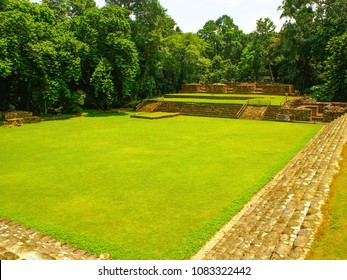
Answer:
(181, 82, 295, 96)
(1, 111, 41, 126)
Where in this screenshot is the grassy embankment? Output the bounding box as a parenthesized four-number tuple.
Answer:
(308, 146, 347, 260)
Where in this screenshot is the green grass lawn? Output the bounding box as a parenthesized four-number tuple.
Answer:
(154, 93, 291, 106)
(308, 146, 347, 260)
(0, 114, 322, 259)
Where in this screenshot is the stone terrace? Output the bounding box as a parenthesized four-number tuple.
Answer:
(192, 114, 347, 260)
(153, 101, 243, 119)
(0, 218, 99, 260)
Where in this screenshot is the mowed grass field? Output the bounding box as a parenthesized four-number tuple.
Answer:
(0, 114, 322, 259)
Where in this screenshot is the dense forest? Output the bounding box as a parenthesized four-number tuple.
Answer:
(0, 0, 346, 114)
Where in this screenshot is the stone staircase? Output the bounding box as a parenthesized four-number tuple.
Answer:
(262, 105, 282, 121)
(255, 87, 263, 94)
(153, 101, 243, 119)
(239, 106, 267, 120)
(192, 114, 347, 260)
(137, 101, 162, 112)
(0, 218, 99, 260)
(1, 111, 41, 126)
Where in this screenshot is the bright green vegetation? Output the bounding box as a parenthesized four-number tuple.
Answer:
(155, 94, 291, 106)
(1, 1, 346, 115)
(0, 115, 322, 259)
(308, 147, 347, 260)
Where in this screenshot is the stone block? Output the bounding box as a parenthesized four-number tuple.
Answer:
(294, 236, 308, 248)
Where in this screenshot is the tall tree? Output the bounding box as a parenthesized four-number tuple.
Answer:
(106, 0, 176, 98)
(70, 5, 139, 109)
(0, 0, 57, 112)
(279, 0, 347, 99)
(278, 0, 318, 91)
(197, 15, 245, 82)
(162, 32, 210, 91)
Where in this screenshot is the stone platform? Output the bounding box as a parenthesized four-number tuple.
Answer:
(0, 218, 99, 260)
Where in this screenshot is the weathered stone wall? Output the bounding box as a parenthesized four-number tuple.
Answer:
(1, 111, 33, 120)
(261, 84, 294, 95)
(279, 108, 312, 122)
(205, 83, 228, 93)
(181, 83, 295, 95)
(233, 84, 256, 94)
(154, 101, 243, 119)
(324, 111, 347, 122)
(181, 84, 205, 93)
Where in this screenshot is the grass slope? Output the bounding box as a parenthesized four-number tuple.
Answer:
(308, 146, 347, 260)
(0, 114, 322, 259)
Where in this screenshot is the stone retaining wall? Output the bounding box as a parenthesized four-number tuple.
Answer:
(181, 83, 295, 95)
(233, 85, 256, 94)
(1, 111, 33, 120)
(280, 108, 312, 122)
(181, 84, 205, 93)
(154, 102, 243, 119)
(262, 84, 294, 95)
(205, 83, 228, 93)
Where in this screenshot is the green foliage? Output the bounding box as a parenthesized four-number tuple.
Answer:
(278, 0, 347, 99)
(0, 0, 8, 10)
(90, 58, 114, 109)
(311, 33, 347, 101)
(1, 0, 346, 111)
(197, 15, 246, 82)
(128, 0, 176, 97)
(162, 32, 210, 90)
(71, 4, 138, 108)
(0, 0, 138, 112)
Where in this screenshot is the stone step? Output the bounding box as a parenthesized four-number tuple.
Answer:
(0, 218, 100, 260)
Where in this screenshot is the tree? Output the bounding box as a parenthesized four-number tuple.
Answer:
(162, 32, 210, 91)
(311, 33, 347, 101)
(250, 18, 278, 82)
(28, 28, 88, 114)
(278, 0, 318, 91)
(70, 5, 139, 109)
(0, 0, 8, 10)
(42, 0, 96, 19)
(197, 15, 245, 82)
(279, 0, 347, 98)
(0, 0, 58, 112)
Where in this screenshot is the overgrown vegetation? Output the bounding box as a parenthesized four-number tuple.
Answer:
(1, 0, 346, 115)
(0, 115, 322, 259)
